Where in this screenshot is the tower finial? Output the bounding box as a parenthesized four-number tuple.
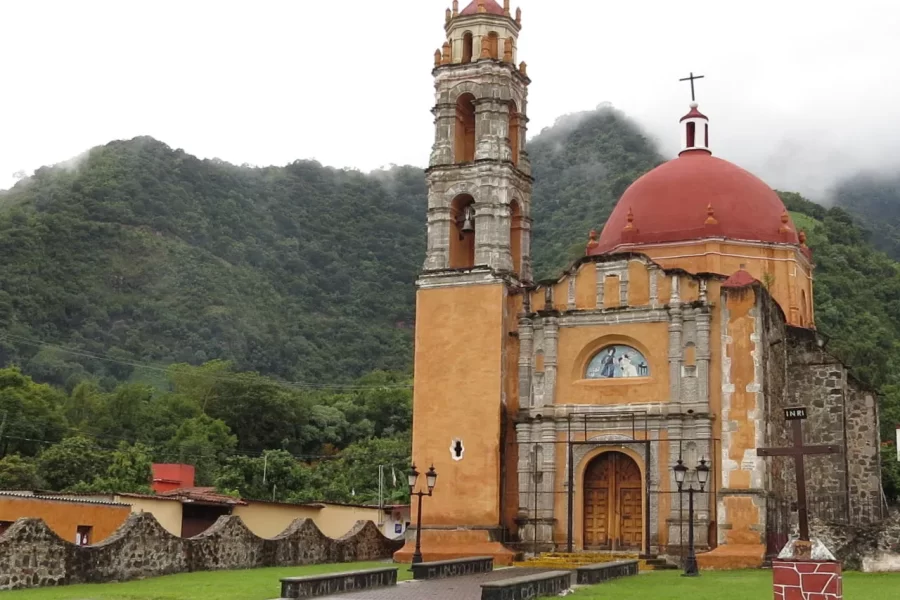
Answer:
(623, 207, 636, 231)
(779, 210, 793, 233)
(516, 7, 522, 25)
(705, 204, 718, 225)
(452, 0, 459, 17)
(446, 8, 452, 23)
(477, 0, 486, 13)
(441, 41, 452, 65)
(434, 49, 442, 68)
(519, 61, 528, 76)
(503, 0, 511, 16)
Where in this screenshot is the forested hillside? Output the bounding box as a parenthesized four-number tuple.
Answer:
(0, 107, 899, 500)
(833, 172, 900, 260)
(0, 139, 425, 387)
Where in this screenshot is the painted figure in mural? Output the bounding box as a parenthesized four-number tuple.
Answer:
(619, 354, 639, 378)
(599, 348, 617, 378)
(587, 345, 649, 379)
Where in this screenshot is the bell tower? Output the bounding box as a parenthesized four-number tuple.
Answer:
(395, 0, 532, 564)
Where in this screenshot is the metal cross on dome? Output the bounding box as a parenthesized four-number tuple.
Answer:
(679, 72, 705, 102)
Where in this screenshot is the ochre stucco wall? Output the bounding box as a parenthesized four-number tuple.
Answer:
(556, 324, 669, 405)
(0, 497, 130, 543)
(116, 495, 182, 536)
(637, 240, 813, 327)
(412, 282, 506, 527)
(233, 503, 382, 539)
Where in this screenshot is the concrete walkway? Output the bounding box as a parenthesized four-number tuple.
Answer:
(318, 567, 560, 600)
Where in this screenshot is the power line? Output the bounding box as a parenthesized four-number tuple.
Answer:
(0, 332, 413, 391)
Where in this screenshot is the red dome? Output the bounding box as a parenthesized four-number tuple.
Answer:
(460, 0, 506, 16)
(589, 151, 799, 255)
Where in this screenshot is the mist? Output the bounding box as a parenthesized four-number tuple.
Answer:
(2, 0, 899, 204)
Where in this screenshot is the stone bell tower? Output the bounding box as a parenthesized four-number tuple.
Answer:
(394, 0, 532, 564)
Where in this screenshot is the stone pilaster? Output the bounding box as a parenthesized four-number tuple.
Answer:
(695, 306, 711, 410)
(518, 318, 534, 409)
(668, 276, 683, 404)
(541, 317, 559, 407)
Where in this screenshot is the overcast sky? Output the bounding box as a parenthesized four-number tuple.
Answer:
(2, 0, 899, 200)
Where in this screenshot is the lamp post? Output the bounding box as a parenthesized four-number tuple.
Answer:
(408, 463, 438, 565)
(673, 457, 710, 577)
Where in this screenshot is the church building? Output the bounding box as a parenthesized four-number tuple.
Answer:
(395, 0, 884, 569)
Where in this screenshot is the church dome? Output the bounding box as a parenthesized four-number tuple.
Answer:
(589, 103, 799, 255)
(460, 0, 506, 16)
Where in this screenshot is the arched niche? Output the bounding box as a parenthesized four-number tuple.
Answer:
(454, 93, 476, 163)
(572, 336, 653, 383)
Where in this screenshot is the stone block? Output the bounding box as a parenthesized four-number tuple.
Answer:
(280, 567, 398, 598)
(575, 559, 639, 584)
(411, 556, 493, 580)
(480, 570, 572, 600)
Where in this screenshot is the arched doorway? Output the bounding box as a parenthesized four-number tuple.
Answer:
(583, 451, 643, 550)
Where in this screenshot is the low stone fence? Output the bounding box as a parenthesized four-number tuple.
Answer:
(480, 570, 572, 600)
(0, 513, 403, 591)
(810, 511, 900, 572)
(280, 567, 398, 598)
(575, 559, 639, 585)
(411, 556, 493, 580)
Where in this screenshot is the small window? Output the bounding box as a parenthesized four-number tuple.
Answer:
(450, 438, 465, 461)
(686, 122, 696, 147)
(75, 525, 93, 546)
(586, 345, 649, 379)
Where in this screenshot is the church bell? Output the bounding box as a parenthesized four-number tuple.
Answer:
(461, 205, 475, 234)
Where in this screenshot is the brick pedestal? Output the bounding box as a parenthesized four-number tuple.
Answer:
(772, 539, 842, 600)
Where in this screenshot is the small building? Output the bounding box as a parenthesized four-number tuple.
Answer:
(0, 491, 131, 544)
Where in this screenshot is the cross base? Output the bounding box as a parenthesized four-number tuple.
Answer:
(773, 539, 842, 600)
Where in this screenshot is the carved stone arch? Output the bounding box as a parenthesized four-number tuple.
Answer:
(449, 81, 481, 104)
(444, 182, 478, 206)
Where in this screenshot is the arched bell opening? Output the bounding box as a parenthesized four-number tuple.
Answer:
(450, 194, 476, 269)
(454, 93, 476, 163)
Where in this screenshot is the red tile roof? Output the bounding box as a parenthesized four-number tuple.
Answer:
(722, 269, 758, 289)
(158, 487, 246, 506)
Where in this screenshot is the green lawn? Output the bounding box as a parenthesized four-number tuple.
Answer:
(1, 565, 897, 599)
(0, 561, 410, 600)
(571, 569, 900, 599)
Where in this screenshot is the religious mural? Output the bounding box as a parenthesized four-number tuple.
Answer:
(586, 345, 649, 379)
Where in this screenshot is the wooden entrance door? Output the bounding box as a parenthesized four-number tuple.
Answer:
(583, 452, 643, 550)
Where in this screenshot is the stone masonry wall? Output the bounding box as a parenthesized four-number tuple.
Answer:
(811, 511, 900, 572)
(759, 288, 882, 522)
(0, 513, 403, 591)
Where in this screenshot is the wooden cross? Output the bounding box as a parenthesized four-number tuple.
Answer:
(757, 407, 841, 541)
(679, 72, 705, 102)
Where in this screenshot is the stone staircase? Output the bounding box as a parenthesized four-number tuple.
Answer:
(514, 551, 679, 572)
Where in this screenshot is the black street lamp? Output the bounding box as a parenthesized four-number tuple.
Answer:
(673, 457, 710, 577)
(408, 463, 438, 565)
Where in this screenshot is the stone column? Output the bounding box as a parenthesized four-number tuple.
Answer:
(619, 265, 630, 307)
(595, 264, 605, 307)
(668, 276, 683, 404)
(696, 307, 711, 410)
(518, 318, 534, 409)
(475, 98, 507, 162)
(541, 317, 559, 407)
(429, 104, 456, 167)
(423, 200, 451, 271)
(538, 419, 557, 543)
(567, 276, 577, 310)
(649, 266, 660, 308)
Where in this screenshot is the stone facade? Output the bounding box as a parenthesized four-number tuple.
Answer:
(761, 291, 883, 526)
(0, 513, 402, 591)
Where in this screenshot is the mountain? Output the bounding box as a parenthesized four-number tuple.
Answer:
(1, 107, 899, 499)
(0, 139, 425, 387)
(832, 172, 900, 260)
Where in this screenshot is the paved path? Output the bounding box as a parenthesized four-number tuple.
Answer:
(318, 568, 561, 600)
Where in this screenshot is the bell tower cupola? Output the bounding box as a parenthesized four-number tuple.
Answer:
(424, 0, 533, 281)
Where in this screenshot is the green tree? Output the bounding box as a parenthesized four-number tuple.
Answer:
(36, 436, 110, 491)
(166, 416, 237, 485)
(215, 450, 308, 502)
(0, 454, 41, 489)
(0, 367, 67, 458)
